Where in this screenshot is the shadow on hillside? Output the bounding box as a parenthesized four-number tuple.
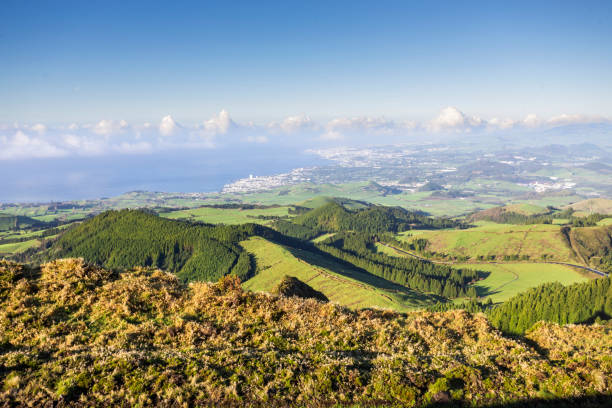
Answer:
(424, 393, 612, 407)
(474, 284, 502, 298)
(284, 245, 445, 305)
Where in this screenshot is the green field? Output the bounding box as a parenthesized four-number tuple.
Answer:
(241, 236, 437, 311)
(453, 263, 591, 302)
(160, 206, 293, 225)
(0, 239, 40, 255)
(375, 242, 591, 302)
(597, 218, 612, 226)
(398, 222, 576, 262)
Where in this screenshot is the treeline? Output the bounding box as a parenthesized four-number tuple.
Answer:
(571, 225, 612, 272)
(293, 202, 464, 235)
(0, 226, 65, 246)
(271, 219, 321, 241)
(472, 211, 554, 225)
(45, 209, 314, 284)
(0, 214, 47, 232)
(316, 232, 479, 298)
(427, 298, 492, 313)
(46, 210, 260, 283)
(471, 206, 611, 227)
(488, 277, 612, 334)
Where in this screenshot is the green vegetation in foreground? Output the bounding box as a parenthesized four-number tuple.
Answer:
(1, 258, 610, 406)
(160, 205, 294, 225)
(241, 237, 436, 311)
(453, 262, 590, 303)
(398, 223, 576, 262)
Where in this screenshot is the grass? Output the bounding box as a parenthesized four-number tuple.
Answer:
(0, 238, 40, 255)
(453, 263, 591, 303)
(2, 258, 610, 406)
(375, 242, 591, 303)
(398, 223, 576, 262)
(597, 218, 612, 226)
(241, 236, 437, 311)
(311, 232, 336, 243)
(568, 198, 612, 216)
(159, 206, 293, 225)
(502, 203, 548, 215)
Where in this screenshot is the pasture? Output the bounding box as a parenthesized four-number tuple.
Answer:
(397, 222, 576, 262)
(241, 236, 437, 311)
(454, 262, 592, 302)
(160, 206, 294, 225)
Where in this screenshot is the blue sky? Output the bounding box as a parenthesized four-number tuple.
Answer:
(1, 1, 612, 201)
(2, 0, 612, 124)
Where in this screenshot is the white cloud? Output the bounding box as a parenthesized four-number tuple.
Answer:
(1, 108, 610, 160)
(320, 130, 344, 141)
(203, 110, 235, 135)
(487, 117, 516, 130)
(546, 114, 607, 126)
(327, 116, 399, 134)
(93, 119, 129, 136)
(31, 123, 47, 135)
(428, 107, 484, 132)
(269, 115, 317, 133)
(522, 114, 541, 128)
(0, 131, 67, 160)
(61, 134, 106, 155)
(159, 115, 179, 136)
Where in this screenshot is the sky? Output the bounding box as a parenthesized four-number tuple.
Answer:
(1, 0, 611, 200)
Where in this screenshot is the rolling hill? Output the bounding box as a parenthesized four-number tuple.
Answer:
(0, 258, 610, 406)
(567, 198, 612, 216)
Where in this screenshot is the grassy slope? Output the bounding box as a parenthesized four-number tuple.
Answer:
(0, 239, 40, 255)
(375, 242, 589, 303)
(241, 237, 436, 311)
(455, 263, 590, 302)
(159, 206, 293, 225)
(1, 258, 610, 406)
(503, 203, 549, 215)
(399, 222, 576, 262)
(568, 198, 612, 216)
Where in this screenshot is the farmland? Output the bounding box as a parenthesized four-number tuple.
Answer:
(376, 241, 590, 303)
(398, 222, 577, 262)
(454, 262, 590, 302)
(241, 236, 438, 311)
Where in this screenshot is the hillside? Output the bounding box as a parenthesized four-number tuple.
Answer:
(45, 209, 269, 283)
(398, 223, 577, 262)
(0, 213, 44, 231)
(570, 224, 612, 272)
(292, 201, 459, 234)
(488, 276, 612, 334)
(468, 204, 551, 224)
(568, 198, 612, 216)
(0, 258, 610, 406)
(241, 236, 438, 311)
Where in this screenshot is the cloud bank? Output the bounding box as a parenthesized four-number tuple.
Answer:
(1, 107, 609, 160)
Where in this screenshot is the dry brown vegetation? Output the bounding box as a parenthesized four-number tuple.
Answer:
(0, 258, 610, 406)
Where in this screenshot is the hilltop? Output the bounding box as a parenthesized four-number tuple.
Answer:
(0, 258, 610, 406)
(567, 198, 612, 216)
